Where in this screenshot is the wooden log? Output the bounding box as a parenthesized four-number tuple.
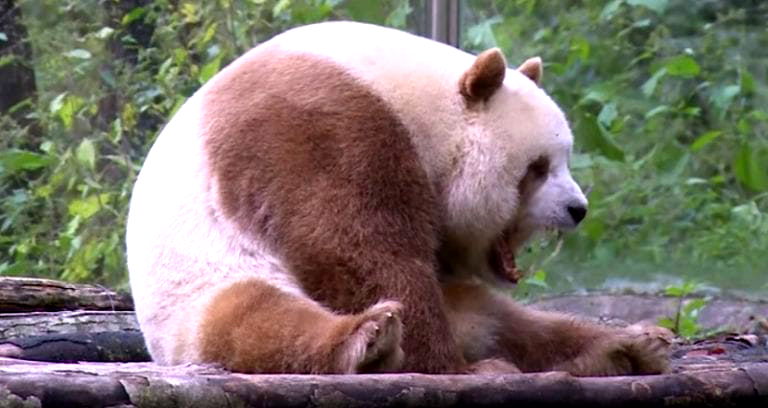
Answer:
(0, 331, 149, 363)
(0, 309, 148, 363)
(0, 310, 139, 341)
(0, 277, 133, 313)
(0, 358, 765, 407)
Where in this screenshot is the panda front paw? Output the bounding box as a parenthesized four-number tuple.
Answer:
(465, 358, 522, 374)
(340, 300, 404, 373)
(557, 324, 673, 376)
(618, 323, 674, 375)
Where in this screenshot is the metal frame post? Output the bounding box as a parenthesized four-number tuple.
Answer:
(425, 0, 460, 47)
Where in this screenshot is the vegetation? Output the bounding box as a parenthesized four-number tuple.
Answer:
(1, 0, 766, 296)
(465, 0, 768, 297)
(657, 280, 714, 340)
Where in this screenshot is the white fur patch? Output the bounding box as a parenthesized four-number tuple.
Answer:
(126, 94, 305, 364)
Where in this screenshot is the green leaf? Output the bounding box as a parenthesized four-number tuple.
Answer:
(577, 113, 625, 161)
(465, 16, 502, 49)
(0, 150, 53, 173)
(582, 217, 605, 241)
(733, 145, 768, 191)
(272, 0, 292, 17)
(740, 70, 756, 94)
(600, 0, 624, 20)
(683, 298, 707, 315)
(711, 84, 740, 115)
(644, 105, 669, 119)
(678, 318, 700, 339)
(66, 215, 82, 236)
(198, 55, 222, 84)
(665, 286, 684, 297)
(627, 0, 668, 14)
(524, 269, 549, 288)
(64, 49, 92, 59)
(63, 239, 101, 282)
(598, 103, 617, 127)
(95, 27, 115, 39)
(682, 281, 699, 295)
(642, 68, 666, 96)
(199, 22, 218, 47)
(68, 194, 111, 220)
(49, 93, 66, 114)
(180, 3, 199, 23)
(731, 202, 762, 226)
(568, 36, 591, 64)
(76, 139, 96, 170)
(580, 82, 616, 104)
(690, 130, 721, 152)
(658, 317, 675, 330)
(50, 94, 84, 129)
(122, 7, 146, 25)
(99, 68, 117, 88)
(664, 55, 700, 77)
(385, 1, 413, 29)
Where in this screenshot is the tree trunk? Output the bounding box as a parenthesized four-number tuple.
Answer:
(0, 0, 37, 133)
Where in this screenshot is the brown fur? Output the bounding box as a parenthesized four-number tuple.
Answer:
(199, 279, 404, 373)
(443, 281, 671, 376)
(517, 57, 543, 85)
(201, 51, 464, 373)
(459, 48, 507, 103)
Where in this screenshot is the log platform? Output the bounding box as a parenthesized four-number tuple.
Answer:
(0, 277, 765, 407)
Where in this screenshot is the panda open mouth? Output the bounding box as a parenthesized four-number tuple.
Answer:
(488, 229, 523, 284)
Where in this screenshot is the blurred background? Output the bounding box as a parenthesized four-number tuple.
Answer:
(1, 0, 766, 300)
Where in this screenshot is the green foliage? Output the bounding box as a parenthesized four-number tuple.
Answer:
(658, 280, 714, 340)
(1, 1, 767, 296)
(464, 0, 768, 295)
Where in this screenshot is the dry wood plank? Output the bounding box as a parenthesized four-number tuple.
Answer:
(0, 277, 133, 312)
(0, 358, 765, 407)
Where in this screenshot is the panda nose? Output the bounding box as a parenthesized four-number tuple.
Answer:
(567, 205, 587, 224)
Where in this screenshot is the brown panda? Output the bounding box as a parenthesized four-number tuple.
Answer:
(126, 21, 670, 374)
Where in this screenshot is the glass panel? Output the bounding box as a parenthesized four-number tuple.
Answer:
(460, 1, 768, 297)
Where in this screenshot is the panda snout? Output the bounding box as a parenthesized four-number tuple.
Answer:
(566, 204, 587, 225)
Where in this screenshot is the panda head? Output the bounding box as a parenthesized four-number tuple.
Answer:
(452, 49, 588, 282)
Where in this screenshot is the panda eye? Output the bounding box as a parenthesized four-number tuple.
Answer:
(528, 156, 550, 179)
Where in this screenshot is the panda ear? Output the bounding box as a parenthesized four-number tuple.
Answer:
(459, 48, 507, 103)
(518, 57, 543, 86)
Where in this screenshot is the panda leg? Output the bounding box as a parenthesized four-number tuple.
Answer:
(443, 281, 671, 376)
(197, 278, 404, 374)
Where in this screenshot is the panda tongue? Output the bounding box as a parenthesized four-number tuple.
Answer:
(491, 234, 523, 284)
